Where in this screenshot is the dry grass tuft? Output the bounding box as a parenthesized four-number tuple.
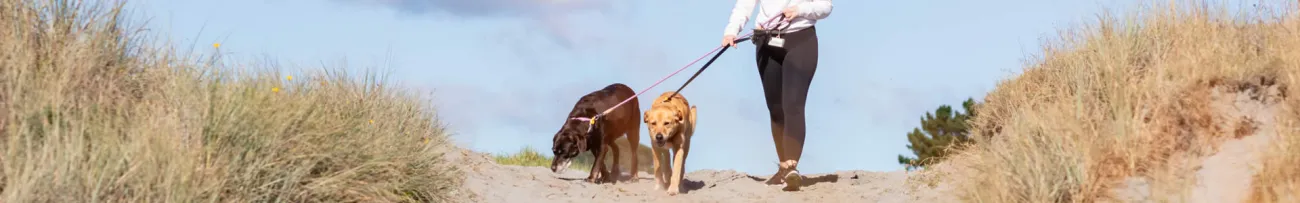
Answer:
(0, 0, 460, 202)
(936, 0, 1300, 202)
(1249, 12, 1300, 202)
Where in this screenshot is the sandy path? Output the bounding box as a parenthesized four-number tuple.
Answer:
(441, 84, 1284, 203)
(1188, 83, 1282, 203)
(1113, 83, 1283, 203)
(444, 148, 952, 203)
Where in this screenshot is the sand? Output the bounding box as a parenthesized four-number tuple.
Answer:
(443, 147, 954, 203)
(441, 82, 1285, 203)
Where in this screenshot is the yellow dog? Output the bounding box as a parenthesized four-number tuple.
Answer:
(643, 91, 697, 195)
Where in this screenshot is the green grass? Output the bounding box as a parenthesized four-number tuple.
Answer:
(495, 137, 657, 173)
(494, 147, 554, 168)
(0, 0, 460, 202)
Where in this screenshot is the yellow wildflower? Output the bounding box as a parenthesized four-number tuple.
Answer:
(286, 75, 293, 81)
(213, 43, 221, 49)
(272, 87, 280, 92)
(369, 120, 375, 124)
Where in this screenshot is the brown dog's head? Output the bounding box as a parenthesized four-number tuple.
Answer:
(550, 118, 593, 173)
(644, 106, 685, 146)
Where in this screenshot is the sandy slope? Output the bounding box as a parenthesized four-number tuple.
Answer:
(444, 148, 954, 203)
(1113, 83, 1284, 203)
(1190, 84, 1281, 203)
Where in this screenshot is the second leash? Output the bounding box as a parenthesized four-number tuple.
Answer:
(666, 36, 753, 100)
(580, 15, 787, 123)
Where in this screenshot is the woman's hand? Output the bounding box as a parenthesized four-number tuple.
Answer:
(722, 34, 737, 48)
(782, 5, 800, 22)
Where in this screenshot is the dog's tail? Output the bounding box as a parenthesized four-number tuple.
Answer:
(688, 105, 698, 134)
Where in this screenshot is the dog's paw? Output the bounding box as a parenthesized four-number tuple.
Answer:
(666, 189, 679, 196)
(652, 181, 663, 190)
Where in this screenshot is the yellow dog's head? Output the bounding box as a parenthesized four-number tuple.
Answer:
(643, 102, 685, 146)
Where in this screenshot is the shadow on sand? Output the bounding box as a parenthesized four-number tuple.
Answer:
(556, 171, 655, 183)
(555, 172, 710, 194)
(747, 173, 840, 188)
(557, 171, 840, 193)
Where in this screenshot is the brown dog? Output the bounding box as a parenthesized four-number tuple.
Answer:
(550, 83, 641, 184)
(643, 91, 697, 195)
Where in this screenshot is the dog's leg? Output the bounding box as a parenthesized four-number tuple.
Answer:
(650, 144, 663, 190)
(629, 103, 643, 183)
(627, 127, 640, 182)
(587, 159, 601, 183)
(589, 145, 609, 183)
(670, 107, 695, 194)
(605, 137, 621, 184)
(667, 141, 690, 195)
(600, 145, 613, 183)
(654, 145, 673, 190)
(583, 148, 599, 183)
(660, 148, 670, 189)
(660, 146, 673, 190)
(587, 158, 600, 183)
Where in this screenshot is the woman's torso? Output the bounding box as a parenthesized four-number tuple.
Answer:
(753, 0, 820, 33)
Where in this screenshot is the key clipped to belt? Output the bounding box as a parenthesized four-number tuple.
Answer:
(767, 33, 785, 48)
(753, 15, 791, 49)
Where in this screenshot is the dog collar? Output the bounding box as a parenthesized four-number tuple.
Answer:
(571, 117, 597, 133)
(570, 117, 596, 126)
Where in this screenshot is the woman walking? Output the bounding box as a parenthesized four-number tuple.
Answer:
(721, 0, 832, 192)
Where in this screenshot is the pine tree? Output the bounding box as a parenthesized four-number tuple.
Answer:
(898, 98, 978, 171)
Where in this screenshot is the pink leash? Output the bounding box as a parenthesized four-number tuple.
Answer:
(574, 16, 787, 124)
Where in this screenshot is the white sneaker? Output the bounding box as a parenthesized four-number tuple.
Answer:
(782, 170, 802, 191)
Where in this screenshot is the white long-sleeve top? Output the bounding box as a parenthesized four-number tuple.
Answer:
(723, 0, 833, 36)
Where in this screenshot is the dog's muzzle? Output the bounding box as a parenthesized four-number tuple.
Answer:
(551, 159, 573, 173)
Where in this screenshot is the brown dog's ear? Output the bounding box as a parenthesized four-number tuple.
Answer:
(573, 139, 585, 153)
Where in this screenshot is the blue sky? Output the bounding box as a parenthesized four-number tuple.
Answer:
(127, 0, 1139, 174)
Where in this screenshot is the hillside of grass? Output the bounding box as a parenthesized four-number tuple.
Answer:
(0, 0, 460, 202)
(921, 1, 1300, 202)
(495, 137, 657, 173)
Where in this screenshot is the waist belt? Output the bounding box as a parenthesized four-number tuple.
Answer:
(751, 16, 793, 48)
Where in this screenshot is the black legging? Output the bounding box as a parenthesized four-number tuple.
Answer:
(755, 26, 817, 166)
